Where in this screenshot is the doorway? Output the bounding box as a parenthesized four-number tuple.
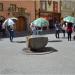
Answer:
(16, 16, 27, 32)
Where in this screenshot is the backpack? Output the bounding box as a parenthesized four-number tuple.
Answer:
(7, 25, 14, 31)
(67, 26, 72, 32)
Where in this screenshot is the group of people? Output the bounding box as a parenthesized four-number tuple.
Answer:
(30, 20, 75, 41)
(1, 17, 75, 42)
(55, 21, 75, 41)
(30, 23, 46, 35)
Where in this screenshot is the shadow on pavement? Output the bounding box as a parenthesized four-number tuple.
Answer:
(48, 40, 62, 42)
(0, 38, 2, 41)
(23, 47, 58, 55)
(61, 37, 68, 39)
(12, 41, 26, 43)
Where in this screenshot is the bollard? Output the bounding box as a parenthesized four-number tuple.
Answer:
(26, 36, 29, 48)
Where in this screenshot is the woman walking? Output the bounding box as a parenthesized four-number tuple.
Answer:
(66, 23, 73, 41)
(62, 22, 66, 38)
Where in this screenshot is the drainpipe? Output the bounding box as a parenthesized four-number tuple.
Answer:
(38, 8, 40, 18)
(72, 8, 75, 17)
(35, 0, 36, 19)
(60, 0, 62, 22)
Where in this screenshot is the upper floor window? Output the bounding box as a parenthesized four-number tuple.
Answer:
(65, 1, 71, 9)
(53, 1, 58, 12)
(0, 3, 3, 11)
(71, 1, 75, 10)
(48, 0, 52, 6)
(62, 1, 71, 9)
(40, 1, 46, 11)
(9, 4, 16, 12)
(18, 7, 25, 13)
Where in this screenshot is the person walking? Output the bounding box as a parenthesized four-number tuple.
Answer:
(30, 23, 37, 35)
(7, 25, 15, 42)
(73, 25, 75, 40)
(62, 22, 66, 38)
(0, 22, 2, 32)
(55, 21, 60, 38)
(66, 23, 73, 41)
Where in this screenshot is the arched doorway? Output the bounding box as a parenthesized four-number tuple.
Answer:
(16, 16, 27, 32)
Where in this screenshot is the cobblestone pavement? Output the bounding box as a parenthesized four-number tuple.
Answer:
(0, 33, 75, 75)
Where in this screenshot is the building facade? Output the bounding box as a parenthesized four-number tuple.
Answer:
(35, 0, 61, 28)
(0, 0, 35, 32)
(0, 0, 61, 32)
(61, 0, 75, 18)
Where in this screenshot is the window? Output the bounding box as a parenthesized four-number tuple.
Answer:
(66, 1, 71, 9)
(40, 1, 46, 11)
(53, 1, 58, 12)
(71, 1, 75, 9)
(10, 4, 16, 11)
(62, 1, 71, 9)
(48, 0, 52, 6)
(18, 7, 25, 13)
(0, 3, 3, 11)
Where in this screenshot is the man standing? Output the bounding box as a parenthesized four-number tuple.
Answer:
(55, 21, 60, 38)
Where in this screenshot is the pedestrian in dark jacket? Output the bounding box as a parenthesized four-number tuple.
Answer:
(55, 21, 60, 38)
(7, 25, 14, 42)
